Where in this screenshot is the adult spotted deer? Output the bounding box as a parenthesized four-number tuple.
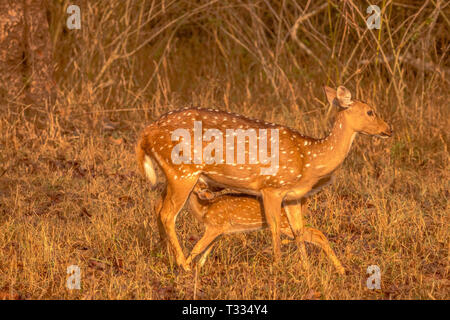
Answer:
(136, 85, 392, 271)
(185, 181, 345, 273)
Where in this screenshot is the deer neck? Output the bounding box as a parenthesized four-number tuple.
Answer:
(305, 112, 357, 177)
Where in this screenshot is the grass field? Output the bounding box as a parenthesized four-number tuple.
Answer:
(0, 0, 448, 299)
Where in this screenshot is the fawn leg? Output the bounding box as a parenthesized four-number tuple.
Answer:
(159, 181, 196, 271)
(281, 225, 345, 274)
(284, 198, 309, 270)
(186, 227, 221, 267)
(302, 227, 345, 275)
(197, 241, 217, 267)
(261, 189, 284, 263)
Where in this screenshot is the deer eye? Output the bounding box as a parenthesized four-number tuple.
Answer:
(367, 110, 374, 116)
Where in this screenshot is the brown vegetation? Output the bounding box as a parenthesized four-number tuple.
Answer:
(0, 0, 448, 299)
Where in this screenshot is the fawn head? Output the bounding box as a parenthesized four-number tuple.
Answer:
(194, 180, 216, 201)
(324, 86, 392, 138)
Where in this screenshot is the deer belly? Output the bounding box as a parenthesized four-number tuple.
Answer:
(284, 174, 335, 200)
(200, 173, 262, 196)
(303, 175, 335, 198)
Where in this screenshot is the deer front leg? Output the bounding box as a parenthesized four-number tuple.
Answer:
(261, 189, 284, 263)
(284, 198, 310, 271)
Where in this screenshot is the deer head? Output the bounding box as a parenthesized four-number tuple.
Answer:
(324, 86, 392, 138)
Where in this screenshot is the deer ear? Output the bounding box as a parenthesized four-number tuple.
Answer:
(324, 86, 338, 107)
(336, 86, 353, 108)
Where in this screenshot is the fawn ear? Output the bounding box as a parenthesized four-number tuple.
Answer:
(336, 86, 353, 108)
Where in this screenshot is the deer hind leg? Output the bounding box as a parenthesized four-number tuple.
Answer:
(186, 227, 221, 267)
(284, 198, 309, 270)
(261, 189, 284, 263)
(159, 181, 197, 271)
(155, 198, 167, 243)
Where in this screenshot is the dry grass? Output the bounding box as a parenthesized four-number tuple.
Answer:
(0, 0, 448, 299)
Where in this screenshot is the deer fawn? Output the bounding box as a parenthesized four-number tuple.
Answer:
(183, 181, 346, 274)
(136, 85, 392, 271)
